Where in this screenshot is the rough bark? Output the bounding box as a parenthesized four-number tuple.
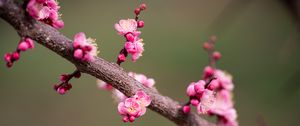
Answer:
(0, 0, 216, 126)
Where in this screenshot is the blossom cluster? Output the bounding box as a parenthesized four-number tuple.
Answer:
(183, 80, 216, 114)
(118, 91, 151, 122)
(97, 72, 154, 122)
(27, 0, 64, 29)
(53, 71, 81, 95)
(204, 68, 238, 126)
(183, 36, 238, 126)
(72, 32, 98, 62)
(115, 4, 147, 64)
(4, 38, 34, 68)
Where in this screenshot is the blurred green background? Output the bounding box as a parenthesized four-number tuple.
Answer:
(1, 0, 300, 126)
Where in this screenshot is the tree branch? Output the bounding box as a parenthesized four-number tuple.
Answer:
(0, 0, 216, 126)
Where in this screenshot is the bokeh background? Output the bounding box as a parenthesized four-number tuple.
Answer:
(1, 0, 300, 126)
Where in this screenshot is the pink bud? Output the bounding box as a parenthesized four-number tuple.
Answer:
(6, 62, 13, 68)
(74, 72, 81, 78)
(118, 54, 126, 62)
(52, 20, 64, 29)
(74, 49, 83, 59)
(194, 83, 204, 94)
(18, 41, 29, 51)
(182, 105, 191, 114)
(129, 116, 135, 122)
(65, 83, 72, 90)
(212, 51, 221, 60)
(208, 80, 219, 90)
(137, 20, 144, 28)
(125, 33, 135, 42)
(12, 52, 20, 61)
(60, 74, 69, 82)
(122, 116, 129, 122)
(139, 3, 147, 10)
(203, 42, 211, 50)
(4, 53, 12, 62)
(53, 84, 59, 90)
(186, 84, 196, 96)
(134, 8, 141, 15)
(57, 87, 66, 95)
(203, 66, 214, 79)
(190, 99, 199, 106)
(25, 38, 35, 49)
(83, 45, 92, 52)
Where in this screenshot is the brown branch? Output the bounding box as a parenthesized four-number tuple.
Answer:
(0, 0, 216, 126)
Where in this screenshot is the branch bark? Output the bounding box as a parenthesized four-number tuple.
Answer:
(0, 0, 216, 126)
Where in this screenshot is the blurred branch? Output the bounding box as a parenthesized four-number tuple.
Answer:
(0, 0, 216, 126)
(282, 0, 300, 26)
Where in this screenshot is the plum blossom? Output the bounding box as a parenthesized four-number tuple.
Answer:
(197, 89, 216, 114)
(184, 80, 216, 114)
(115, 4, 147, 64)
(72, 32, 98, 62)
(214, 70, 234, 91)
(117, 91, 151, 123)
(114, 19, 138, 35)
(27, 0, 64, 29)
(124, 39, 144, 62)
(128, 72, 155, 88)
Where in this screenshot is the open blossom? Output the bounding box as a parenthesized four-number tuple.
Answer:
(117, 91, 151, 123)
(197, 89, 216, 114)
(114, 19, 138, 35)
(128, 72, 155, 88)
(214, 70, 234, 91)
(72, 32, 98, 62)
(125, 39, 144, 62)
(27, 0, 64, 29)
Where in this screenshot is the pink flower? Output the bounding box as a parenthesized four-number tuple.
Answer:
(133, 91, 151, 107)
(72, 32, 98, 62)
(27, 0, 64, 29)
(197, 89, 215, 114)
(124, 39, 144, 62)
(215, 70, 234, 91)
(114, 19, 138, 35)
(209, 90, 233, 115)
(128, 72, 155, 88)
(96, 80, 113, 91)
(203, 66, 215, 79)
(217, 108, 238, 126)
(117, 91, 151, 123)
(18, 38, 35, 51)
(118, 98, 143, 116)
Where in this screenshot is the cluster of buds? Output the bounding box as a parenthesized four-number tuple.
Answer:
(72, 32, 98, 62)
(117, 91, 151, 123)
(27, 0, 64, 29)
(115, 3, 147, 64)
(53, 70, 81, 95)
(4, 38, 34, 68)
(97, 72, 155, 101)
(183, 80, 216, 114)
